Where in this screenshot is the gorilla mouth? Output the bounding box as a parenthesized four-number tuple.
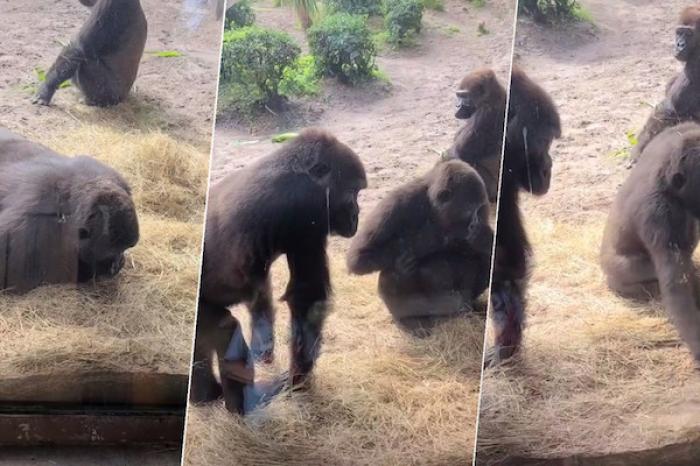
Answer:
(77, 254, 125, 282)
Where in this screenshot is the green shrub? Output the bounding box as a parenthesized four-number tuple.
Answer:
(325, 0, 382, 15)
(225, 0, 256, 29)
(219, 27, 300, 111)
(422, 0, 443, 11)
(308, 14, 377, 84)
(518, 0, 581, 23)
(279, 55, 321, 97)
(384, 0, 423, 44)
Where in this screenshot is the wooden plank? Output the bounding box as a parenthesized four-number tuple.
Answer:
(0, 372, 188, 406)
(0, 406, 184, 446)
(486, 440, 700, 466)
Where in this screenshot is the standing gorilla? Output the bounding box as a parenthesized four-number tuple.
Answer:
(0, 128, 139, 293)
(632, 6, 700, 161)
(191, 129, 367, 413)
(486, 66, 561, 366)
(33, 0, 147, 107)
(346, 160, 493, 331)
(602, 122, 700, 365)
(445, 69, 507, 203)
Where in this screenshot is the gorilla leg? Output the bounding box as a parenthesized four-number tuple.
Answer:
(74, 61, 125, 107)
(248, 278, 276, 364)
(33, 45, 84, 106)
(487, 279, 526, 367)
(190, 301, 246, 414)
(378, 252, 482, 332)
(604, 253, 660, 300)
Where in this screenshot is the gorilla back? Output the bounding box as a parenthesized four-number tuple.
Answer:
(0, 129, 139, 293)
(33, 0, 147, 107)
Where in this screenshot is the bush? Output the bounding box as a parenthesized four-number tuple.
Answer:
(383, 0, 423, 44)
(225, 0, 255, 29)
(325, 0, 382, 15)
(219, 27, 301, 111)
(519, 0, 581, 23)
(279, 55, 321, 97)
(308, 14, 377, 85)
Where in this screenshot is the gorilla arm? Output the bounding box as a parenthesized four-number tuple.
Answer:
(346, 194, 419, 275)
(645, 227, 700, 362)
(284, 244, 331, 384)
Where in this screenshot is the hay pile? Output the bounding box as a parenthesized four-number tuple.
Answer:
(0, 125, 208, 376)
(183, 248, 484, 466)
(476, 213, 700, 464)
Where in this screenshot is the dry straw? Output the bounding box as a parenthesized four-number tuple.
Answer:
(184, 251, 485, 466)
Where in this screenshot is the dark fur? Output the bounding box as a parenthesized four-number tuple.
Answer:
(445, 69, 507, 202)
(346, 160, 493, 332)
(191, 129, 367, 412)
(33, 0, 147, 107)
(0, 128, 139, 293)
(487, 67, 561, 366)
(602, 122, 700, 364)
(632, 7, 700, 161)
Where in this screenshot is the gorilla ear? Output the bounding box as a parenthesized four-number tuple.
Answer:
(79, 227, 91, 240)
(672, 172, 686, 191)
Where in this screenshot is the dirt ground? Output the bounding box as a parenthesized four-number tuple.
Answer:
(184, 1, 516, 465)
(0, 1, 220, 381)
(477, 1, 700, 463)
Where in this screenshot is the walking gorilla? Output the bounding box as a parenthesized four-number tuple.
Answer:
(191, 129, 367, 413)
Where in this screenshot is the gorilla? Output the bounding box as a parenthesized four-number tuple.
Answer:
(0, 128, 139, 293)
(33, 0, 147, 107)
(347, 160, 493, 332)
(191, 128, 367, 413)
(445, 69, 507, 203)
(486, 66, 561, 366)
(632, 6, 700, 162)
(602, 122, 700, 366)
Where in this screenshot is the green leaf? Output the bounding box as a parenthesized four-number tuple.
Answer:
(149, 50, 184, 58)
(272, 132, 299, 143)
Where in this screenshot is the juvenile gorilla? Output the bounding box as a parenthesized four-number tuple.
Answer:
(346, 160, 493, 331)
(487, 66, 561, 366)
(33, 0, 147, 107)
(602, 122, 700, 365)
(0, 129, 139, 293)
(192, 129, 367, 413)
(445, 69, 507, 203)
(632, 7, 700, 161)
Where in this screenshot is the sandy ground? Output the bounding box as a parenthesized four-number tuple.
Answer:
(476, 1, 700, 463)
(184, 1, 516, 465)
(0, 2, 220, 388)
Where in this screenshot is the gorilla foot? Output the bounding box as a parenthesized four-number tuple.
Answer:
(483, 344, 518, 369)
(31, 94, 51, 106)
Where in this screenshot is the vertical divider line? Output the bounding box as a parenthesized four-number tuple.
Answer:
(179, 3, 228, 464)
(471, 2, 520, 464)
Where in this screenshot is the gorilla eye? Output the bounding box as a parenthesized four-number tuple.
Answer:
(672, 172, 686, 190)
(79, 228, 91, 240)
(437, 190, 452, 203)
(310, 162, 331, 180)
